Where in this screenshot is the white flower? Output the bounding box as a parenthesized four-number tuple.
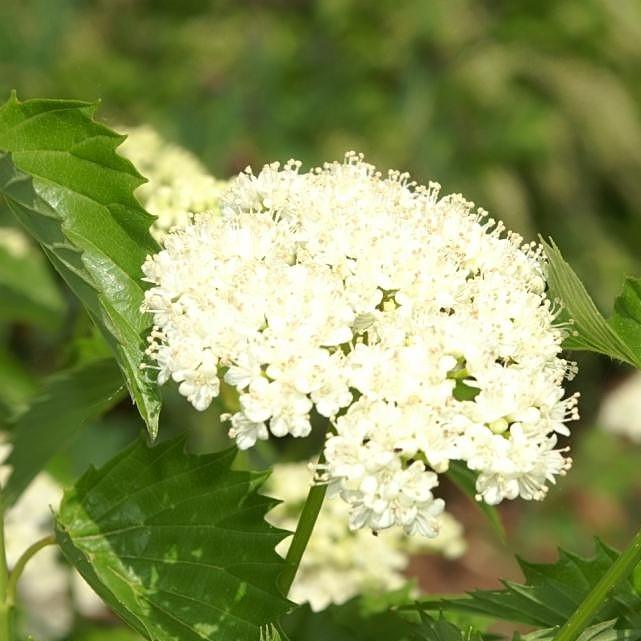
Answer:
(142, 152, 578, 535)
(120, 125, 226, 240)
(266, 462, 466, 611)
(598, 372, 641, 443)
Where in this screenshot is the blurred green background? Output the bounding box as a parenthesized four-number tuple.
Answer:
(4, 0, 641, 308)
(2, 0, 641, 637)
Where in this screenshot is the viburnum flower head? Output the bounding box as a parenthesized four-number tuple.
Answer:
(142, 152, 580, 537)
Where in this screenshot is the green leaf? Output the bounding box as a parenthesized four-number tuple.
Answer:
(283, 601, 416, 641)
(282, 599, 485, 641)
(55, 436, 292, 641)
(0, 227, 64, 328)
(0, 94, 161, 436)
(523, 620, 641, 641)
(413, 613, 484, 641)
(0, 347, 36, 420)
(68, 624, 144, 641)
(260, 624, 290, 641)
(446, 461, 506, 544)
(411, 541, 641, 630)
(3, 351, 126, 506)
(609, 278, 641, 368)
(541, 239, 638, 365)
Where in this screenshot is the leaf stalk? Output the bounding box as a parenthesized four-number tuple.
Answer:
(279, 452, 328, 595)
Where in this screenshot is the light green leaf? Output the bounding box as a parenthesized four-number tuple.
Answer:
(3, 346, 125, 506)
(0, 227, 64, 328)
(55, 436, 292, 641)
(0, 94, 161, 436)
(541, 239, 638, 365)
(260, 624, 288, 641)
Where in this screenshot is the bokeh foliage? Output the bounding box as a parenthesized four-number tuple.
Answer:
(2, 0, 641, 307)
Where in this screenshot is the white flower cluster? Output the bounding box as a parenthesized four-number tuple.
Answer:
(598, 372, 641, 443)
(0, 443, 104, 639)
(267, 462, 465, 611)
(142, 153, 579, 537)
(120, 126, 226, 239)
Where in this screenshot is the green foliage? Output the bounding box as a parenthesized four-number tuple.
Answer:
(543, 240, 641, 367)
(5, 0, 641, 308)
(283, 599, 485, 641)
(69, 625, 144, 641)
(3, 346, 125, 506)
(609, 278, 641, 367)
(0, 347, 36, 420)
(0, 227, 64, 328)
(524, 620, 641, 641)
(446, 461, 506, 543)
(0, 94, 161, 436)
(55, 436, 292, 641)
(413, 541, 641, 631)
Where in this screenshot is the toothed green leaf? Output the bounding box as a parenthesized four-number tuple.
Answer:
(55, 436, 293, 641)
(0, 94, 161, 436)
(412, 541, 641, 630)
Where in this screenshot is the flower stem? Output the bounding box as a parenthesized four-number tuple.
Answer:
(279, 452, 328, 596)
(553, 528, 641, 641)
(0, 502, 10, 641)
(6, 534, 56, 608)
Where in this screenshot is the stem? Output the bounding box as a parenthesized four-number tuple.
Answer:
(279, 452, 328, 595)
(553, 528, 641, 641)
(6, 535, 56, 608)
(0, 504, 10, 641)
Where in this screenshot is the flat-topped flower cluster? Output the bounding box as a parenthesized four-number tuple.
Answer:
(142, 152, 579, 537)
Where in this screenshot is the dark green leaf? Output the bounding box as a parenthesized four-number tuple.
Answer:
(0, 94, 161, 436)
(609, 278, 641, 368)
(3, 352, 125, 506)
(446, 461, 506, 543)
(55, 436, 292, 641)
(413, 613, 484, 641)
(411, 541, 641, 630)
(68, 624, 144, 641)
(282, 599, 486, 641)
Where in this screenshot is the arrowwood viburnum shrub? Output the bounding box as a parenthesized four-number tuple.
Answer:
(141, 152, 580, 537)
